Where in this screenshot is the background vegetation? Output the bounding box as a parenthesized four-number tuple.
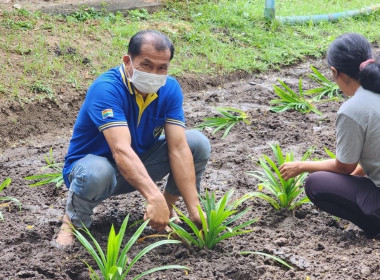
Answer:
(0, 0, 379, 103)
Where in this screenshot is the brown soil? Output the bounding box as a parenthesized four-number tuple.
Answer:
(2, 54, 380, 280)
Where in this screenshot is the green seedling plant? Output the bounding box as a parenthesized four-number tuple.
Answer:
(25, 148, 64, 188)
(169, 189, 257, 249)
(197, 107, 251, 139)
(247, 144, 313, 210)
(0, 178, 21, 220)
(73, 214, 188, 280)
(270, 78, 323, 116)
(239, 251, 293, 269)
(305, 66, 342, 101)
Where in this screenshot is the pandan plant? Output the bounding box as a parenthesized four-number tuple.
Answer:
(197, 107, 251, 139)
(73, 214, 188, 280)
(270, 78, 322, 116)
(0, 178, 21, 220)
(25, 147, 64, 188)
(247, 144, 314, 210)
(169, 189, 257, 249)
(305, 66, 342, 101)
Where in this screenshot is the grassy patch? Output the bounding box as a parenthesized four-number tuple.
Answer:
(1, 0, 380, 103)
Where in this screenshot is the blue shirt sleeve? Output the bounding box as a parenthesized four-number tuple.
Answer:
(163, 77, 185, 127)
(86, 81, 129, 132)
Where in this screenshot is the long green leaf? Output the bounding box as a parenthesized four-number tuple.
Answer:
(73, 228, 106, 277)
(133, 265, 190, 280)
(123, 239, 182, 278)
(249, 192, 280, 210)
(169, 222, 200, 247)
(117, 219, 150, 272)
(240, 251, 293, 269)
(0, 178, 11, 192)
(0, 196, 21, 209)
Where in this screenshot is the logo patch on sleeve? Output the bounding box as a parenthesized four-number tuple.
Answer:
(102, 109, 114, 119)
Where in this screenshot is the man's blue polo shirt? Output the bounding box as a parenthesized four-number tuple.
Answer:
(62, 64, 185, 188)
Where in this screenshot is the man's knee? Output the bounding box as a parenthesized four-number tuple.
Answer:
(70, 155, 116, 201)
(186, 130, 211, 162)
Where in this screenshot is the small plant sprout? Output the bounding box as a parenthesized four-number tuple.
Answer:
(270, 78, 322, 116)
(25, 148, 64, 188)
(0, 178, 21, 221)
(247, 144, 314, 210)
(305, 66, 342, 101)
(73, 214, 188, 280)
(197, 107, 251, 139)
(169, 189, 257, 249)
(239, 251, 293, 269)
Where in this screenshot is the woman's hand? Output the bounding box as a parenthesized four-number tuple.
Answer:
(279, 162, 303, 180)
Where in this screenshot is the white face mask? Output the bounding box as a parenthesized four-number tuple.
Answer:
(127, 58, 168, 94)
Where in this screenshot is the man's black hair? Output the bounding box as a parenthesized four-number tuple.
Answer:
(128, 30, 174, 60)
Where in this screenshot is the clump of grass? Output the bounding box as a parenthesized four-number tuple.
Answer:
(128, 9, 150, 20)
(169, 189, 257, 249)
(305, 66, 342, 101)
(25, 148, 64, 188)
(30, 82, 54, 99)
(66, 7, 104, 22)
(0, 178, 21, 221)
(270, 78, 322, 115)
(2, 18, 35, 30)
(73, 214, 188, 280)
(197, 107, 251, 139)
(247, 144, 313, 210)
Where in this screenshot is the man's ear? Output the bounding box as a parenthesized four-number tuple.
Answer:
(122, 55, 131, 66)
(330, 66, 339, 79)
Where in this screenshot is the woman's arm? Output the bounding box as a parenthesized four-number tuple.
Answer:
(279, 158, 358, 180)
(350, 164, 366, 176)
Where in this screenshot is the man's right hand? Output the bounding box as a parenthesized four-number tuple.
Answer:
(144, 192, 170, 231)
(188, 206, 206, 229)
(104, 126, 170, 231)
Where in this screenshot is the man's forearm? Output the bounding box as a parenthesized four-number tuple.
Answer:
(168, 146, 200, 214)
(113, 146, 161, 201)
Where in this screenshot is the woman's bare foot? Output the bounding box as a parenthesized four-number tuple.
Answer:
(55, 214, 75, 246)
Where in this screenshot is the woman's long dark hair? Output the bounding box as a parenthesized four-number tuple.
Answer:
(327, 33, 380, 94)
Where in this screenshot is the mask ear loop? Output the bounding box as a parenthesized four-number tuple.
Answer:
(125, 55, 134, 79)
(123, 56, 137, 95)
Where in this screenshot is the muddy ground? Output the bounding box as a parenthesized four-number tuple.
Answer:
(1, 54, 380, 280)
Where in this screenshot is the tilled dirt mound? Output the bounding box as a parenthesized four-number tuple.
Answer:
(1, 58, 380, 280)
